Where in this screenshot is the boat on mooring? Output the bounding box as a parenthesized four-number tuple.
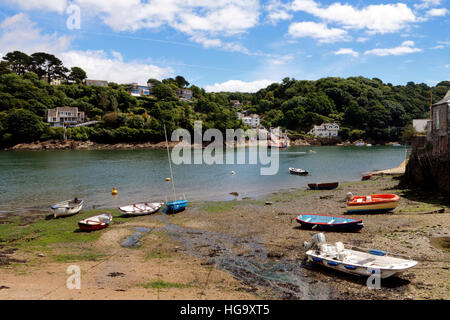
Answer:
(78, 213, 112, 231)
(304, 233, 418, 279)
(308, 182, 339, 190)
(289, 168, 308, 175)
(296, 214, 363, 232)
(119, 202, 164, 216)
(164, 124, 188, 213)
(361, 174, 373, 181)
(346, 193, 399, 213)
(51, 198, 84, 218)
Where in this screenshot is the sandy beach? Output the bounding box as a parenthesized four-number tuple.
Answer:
(0, 176, 449, 300)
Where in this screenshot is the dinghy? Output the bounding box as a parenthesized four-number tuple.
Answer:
(361, 174, 372, 181)
(304, 233, 417, 279)
(296, 214, 363, 232)
(51, 198, 84, 218)
(164, 124, 188, 214)
(347, 194, 399, 213)
(308, 182, 339, 190)
(119, 202, 163, 216)
(78, 213, 112, 231)
(289, 168, 309, 175)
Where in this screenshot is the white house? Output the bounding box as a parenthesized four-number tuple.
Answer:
(308, 123, 340, 138)
(47, 107, 85, 127)
(412, 119, 429, 133)
(239, 113, 260, 128)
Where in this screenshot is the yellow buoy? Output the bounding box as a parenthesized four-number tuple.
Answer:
(112, 187, 118, 195)
(165, 178, 171, 182)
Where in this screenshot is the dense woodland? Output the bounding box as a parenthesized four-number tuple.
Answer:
(1, 50, 449, 148)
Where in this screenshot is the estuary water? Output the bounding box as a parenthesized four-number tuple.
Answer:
(0, 145, 407, 216)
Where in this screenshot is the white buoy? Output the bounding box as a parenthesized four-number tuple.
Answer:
(231, 171, 236, 175)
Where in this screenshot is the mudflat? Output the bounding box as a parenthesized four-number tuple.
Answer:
(0, 176, 449, 300)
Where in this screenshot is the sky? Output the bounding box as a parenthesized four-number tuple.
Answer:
(0, 0, 448, 92)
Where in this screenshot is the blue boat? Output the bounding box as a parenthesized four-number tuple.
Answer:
(166, 200, 188, 213)
(296, 214, 364, 232)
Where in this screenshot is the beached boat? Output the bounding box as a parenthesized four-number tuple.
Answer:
(78, 213, 112, 231)
(289, 168, 309, 175)
(346, 194, 399, 213)
(119, 202, 163, 216)
(164, 124, 188, 213)
(361, 174, 372, 181)
(51, 198, 84, 218)
(308, 182, 339, 190)
(296, 214, 363, 232)
(304, 233, 417, 279)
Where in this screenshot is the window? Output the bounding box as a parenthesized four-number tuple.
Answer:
(435, 108, 440, 129)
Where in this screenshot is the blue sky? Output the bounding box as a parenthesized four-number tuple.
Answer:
(0, 0, 448, 92)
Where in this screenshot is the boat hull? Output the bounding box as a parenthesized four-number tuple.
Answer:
(51, 200, 84, 218)
(361, 174, 372, 181)
(119, 202, 163, 216)
(308, 182, 339, 190)
(78, 213, 112, 231)
(347, 194, 399, 213)
(296, 214, 363, 232)
(167, 200, 188, 213)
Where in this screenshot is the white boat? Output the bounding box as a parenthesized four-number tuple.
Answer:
(118, 202, 163, 216)
(289, 168, 309, 175)
(51, 198, 84, 218)
(304, 233, 417, 279)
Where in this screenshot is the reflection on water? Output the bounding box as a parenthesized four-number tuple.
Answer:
(0, 146, 407, 215)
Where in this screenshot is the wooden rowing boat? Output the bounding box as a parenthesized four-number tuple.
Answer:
(78, 213, 112, 231)
(296, 214, 363, 232)
(118, 202, 163, 216)
(289, 168, 308, 175)
(308, 182, 339, 190)
(346, 194, 399, 213)
(51, 198, 84, 218)
(304, 233, 417, 279)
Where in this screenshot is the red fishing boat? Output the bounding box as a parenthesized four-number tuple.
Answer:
(347, 194, 400, 213)
(78, 213, 112, 231)
(361, 174, 372, 181)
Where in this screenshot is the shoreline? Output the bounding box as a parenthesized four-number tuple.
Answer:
(3, 139, 404, 151)
(0, 176, 449, 300)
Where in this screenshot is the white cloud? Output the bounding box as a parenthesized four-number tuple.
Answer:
(61, 50, 172, 84)
(334, 48, 359, 57)
(427, 8, 448, 16)
(364, 40, 423, 56)
(288, 21, 350, 43)
(0, 13, 72, 55)
(7, 0, 68, 13)
(291, 0, 417, 34)
(356, 37, 369, 43)
(205, 79, 276, 92)
(265, 0, 293, 24)
(269, 54, 294, 65)
(414, 0, 441, 10)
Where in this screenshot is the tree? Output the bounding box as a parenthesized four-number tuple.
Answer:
(7, 108, 45, 142)
(2, 51, 31, 75)
(147, 78, 161, 87)
(152, 83, 176, 100)
(69, 67, 87, 83)
(30, 52, 69, 83)
(175, 75, 189, 88)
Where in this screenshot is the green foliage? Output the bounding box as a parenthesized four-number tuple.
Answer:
(400, 124, 418, 144)
(7, 108, 45, 142)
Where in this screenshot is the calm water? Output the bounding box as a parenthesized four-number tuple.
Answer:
(0, 146, 407, 216)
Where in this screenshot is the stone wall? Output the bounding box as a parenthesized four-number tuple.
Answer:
(404, 151, 450, 195)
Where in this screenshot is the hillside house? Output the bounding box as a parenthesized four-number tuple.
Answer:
(238, 113, 260, 128)
(230, 100, 242, 108)
(128, 83, 153, 97)
(308, 123, 340, 138)
(176, 88, 193, 101)
(84, 79, 109, 87)
(429, 90, 450, 154)
(47, 107, 85, 127)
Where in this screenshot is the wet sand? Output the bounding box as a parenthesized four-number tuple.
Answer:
(0, 176, 449, 300)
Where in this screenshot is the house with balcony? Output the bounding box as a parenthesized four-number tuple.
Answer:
(308, 123, 340, 138)
(429, 90, 450, 155)
(47, 107, 85, 127)
(238, 112, 260, 128)
(176, 88, 193, 101)
(128, 83, 153, 97)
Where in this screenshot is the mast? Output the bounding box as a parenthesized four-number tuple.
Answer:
(430, 90, 433, 120)
(164, 124, 177, 203)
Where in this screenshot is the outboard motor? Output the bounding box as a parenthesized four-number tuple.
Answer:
(303, 233, 326, 250)
(346, 192, 353, 201)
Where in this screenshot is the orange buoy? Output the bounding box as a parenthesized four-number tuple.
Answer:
(112, 187, 118, 195)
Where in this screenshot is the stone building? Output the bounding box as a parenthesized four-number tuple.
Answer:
(429, 90, 450, 154)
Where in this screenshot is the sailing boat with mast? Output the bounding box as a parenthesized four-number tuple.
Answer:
(164, 124, 188, 213)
